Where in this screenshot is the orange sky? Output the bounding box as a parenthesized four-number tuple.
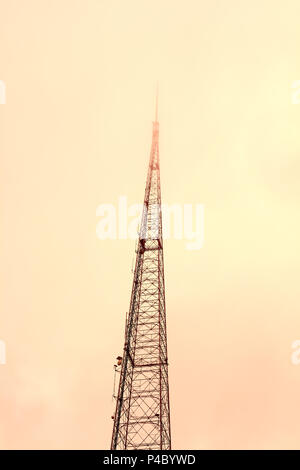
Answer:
(1, 0, 300, 449)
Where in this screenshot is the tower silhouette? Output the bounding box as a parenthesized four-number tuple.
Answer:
(111, 91, 171, 450)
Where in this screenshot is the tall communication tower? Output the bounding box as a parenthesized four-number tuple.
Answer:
(111, 91, 171, 450)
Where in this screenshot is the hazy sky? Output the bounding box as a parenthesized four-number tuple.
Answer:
(1, 0, 300, 449)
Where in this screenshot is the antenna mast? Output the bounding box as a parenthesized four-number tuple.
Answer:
(110, 89, 171, 450)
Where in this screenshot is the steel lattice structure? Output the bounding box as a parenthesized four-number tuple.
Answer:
(111, 98, 171, 450)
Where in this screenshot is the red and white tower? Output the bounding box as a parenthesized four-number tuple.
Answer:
(111, 92, 171, 450)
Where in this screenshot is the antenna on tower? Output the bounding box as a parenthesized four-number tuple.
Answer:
(110, 88, 171, 450)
